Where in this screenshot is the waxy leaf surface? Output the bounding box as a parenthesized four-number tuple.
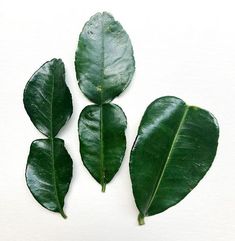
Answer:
(75, 12, 135, 104)
(24, 58, 73, 217)
(23, 58, 72, 137)
(78, 103, 127, 191)
(26, 138, 73, 218)
(130, 96, 219, 224)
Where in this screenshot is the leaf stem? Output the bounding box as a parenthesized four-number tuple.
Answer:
(60, 209, 67, 219)
(101, 182, 106, 192)
(138, 213, 145, 225)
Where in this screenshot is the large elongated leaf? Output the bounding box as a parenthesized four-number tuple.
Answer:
(78, 103, 127, 191)
(75, 12, 135, 104)
(130, 96, 219, 225)
(26, 138, 73, 218)
(24, 59, 73, 217)
(23, 58, 72, 137)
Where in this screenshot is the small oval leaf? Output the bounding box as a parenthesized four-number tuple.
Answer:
(75, 12, 135, 104)
(78, 103, 127, 191)
(130, 96, 219, 225)
(23, 58, 72, 137)
(26, 138, 73, 218)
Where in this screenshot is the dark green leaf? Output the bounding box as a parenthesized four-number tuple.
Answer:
(24, 59, 73, 217)
(130, 96, 219, 225)
(23, 58, 72, 137)
(26, 138, 73, 218)
(78, 103, 127, 191)
(75, 12, 135, 104)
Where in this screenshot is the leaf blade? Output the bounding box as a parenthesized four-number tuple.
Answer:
(25, 138, 73, 217)
(23, 58, 72, 137)
(78, 103, 127, 190)
(75, 12, 135, 104)
(130, 96, 219, 223)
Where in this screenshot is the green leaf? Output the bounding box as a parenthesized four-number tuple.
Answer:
(26, 138, 73, 218)
(23, 58, 72, 137)
(78, 103, 127, 191)
(24, 59, 73, 217)
(75, 12, 135, 104)
(130, 96, 219, 225)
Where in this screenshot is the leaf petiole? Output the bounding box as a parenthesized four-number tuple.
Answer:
(138, 213, 145, 225)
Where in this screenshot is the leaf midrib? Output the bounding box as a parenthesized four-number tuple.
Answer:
(144, 105, 189, 215)
(99, 14, 106, 191)
(49, 66, 65, 217)
(100, 12, 105, 104)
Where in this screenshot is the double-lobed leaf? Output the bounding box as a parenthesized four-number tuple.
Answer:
(75, 12, 135, 190)
(130, 96, 219, 225)
(75, 12, 135, 104)
(78, 104, 127, 191)
(23, 59, 73, 217)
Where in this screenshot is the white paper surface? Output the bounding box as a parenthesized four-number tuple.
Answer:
(0, 0, 234, 240)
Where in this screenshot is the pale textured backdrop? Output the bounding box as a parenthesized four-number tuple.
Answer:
(0, 0, 234, 240)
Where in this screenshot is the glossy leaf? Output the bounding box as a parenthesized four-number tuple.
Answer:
(23, 58, 72, 137)
(26, 138, 73, 218)
(24, 59, 73, 218)
(130, 96, 219, 225)
(78, 103, 127, 191)
(75, 12, 135, 104)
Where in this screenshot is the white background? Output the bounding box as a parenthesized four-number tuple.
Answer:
(1, 0, 235, 240)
